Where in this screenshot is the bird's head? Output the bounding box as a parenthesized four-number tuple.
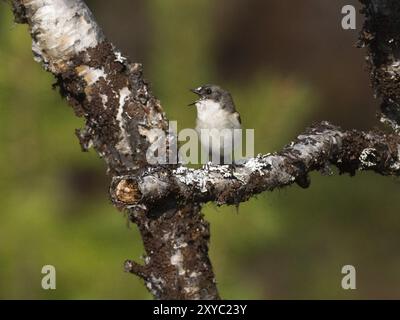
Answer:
(191, 84, 222, 100)
(189, 84, 230, 106)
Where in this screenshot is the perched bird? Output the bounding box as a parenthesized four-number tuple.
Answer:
(190, 84, 242, 164)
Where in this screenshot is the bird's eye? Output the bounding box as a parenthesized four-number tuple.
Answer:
(206, 88, 212, 95)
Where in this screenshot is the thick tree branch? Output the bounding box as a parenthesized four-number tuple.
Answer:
(360, 0, 400, 132)
(111, 122, 400, 209)
(123, 204, 218, 300)
(10, 0, 217, 299)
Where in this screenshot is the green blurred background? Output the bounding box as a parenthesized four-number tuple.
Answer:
(1, 0, 400, 299)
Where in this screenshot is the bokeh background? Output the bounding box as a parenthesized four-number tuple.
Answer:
(1, 0, 400, 299)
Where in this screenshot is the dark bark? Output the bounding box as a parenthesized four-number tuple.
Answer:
(125, 204, 218, 300)
(359, 0, 400, 132)
(111, 122, 400, 209)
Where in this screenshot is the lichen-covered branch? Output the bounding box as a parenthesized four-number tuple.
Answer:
(111, 122, 400, 209)
(359, 0, 400, 133)
(124, 204, 218, 300)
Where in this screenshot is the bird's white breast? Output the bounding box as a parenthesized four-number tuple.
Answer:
(195, 99, 241, 163)
(195, 99, 238, 129)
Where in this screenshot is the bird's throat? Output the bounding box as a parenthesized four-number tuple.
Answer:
(196, 99, 224, 122)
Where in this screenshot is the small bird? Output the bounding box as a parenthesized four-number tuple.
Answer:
(190, 84, 242, 164)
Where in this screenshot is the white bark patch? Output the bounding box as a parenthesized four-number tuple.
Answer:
(76, 65, 106, 86)
(170, 250, 186, 276)
(190, 271, 202, 278)
(173, 240, 188, 250)
(390, 145, 400, 170)
(26, 0, 104, 72)
(359, 148, 377, 168)
(174, 164, 236, 193)
(386, 59, 400, 80)
(145, 281, 158, 297)
(150, 275, 165, 291)
(390, 162, 400, 171)
(145, 275, 165, 297)
(116, 87, 131, 155)
(380, 114, 400, 133)
(100, 94, 108, 108)
(138, 127, 164, 144)
(114, 51, 126, 63)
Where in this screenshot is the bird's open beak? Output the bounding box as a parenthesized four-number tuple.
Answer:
(190, 88, 201, 95)
(188, 88, 201, 106)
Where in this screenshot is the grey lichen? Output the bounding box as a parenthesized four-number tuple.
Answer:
(359, 148, 377, 168)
